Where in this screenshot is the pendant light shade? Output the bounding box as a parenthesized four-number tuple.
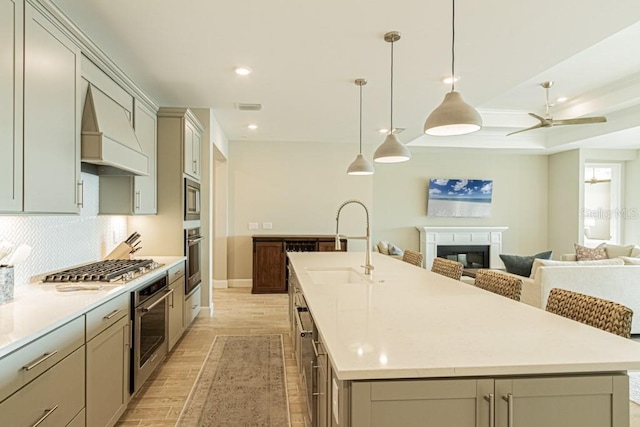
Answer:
(374, 31, 410, 163)
(347, 78, 374, 176)
(423, 91, 482, 136)
(424, 0, 482, 136)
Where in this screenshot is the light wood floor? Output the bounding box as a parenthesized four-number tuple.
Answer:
(116, 287, 308, 426)
(117, 287, 640, 427)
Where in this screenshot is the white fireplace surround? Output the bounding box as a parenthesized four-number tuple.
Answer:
(416, 226, 508, 269)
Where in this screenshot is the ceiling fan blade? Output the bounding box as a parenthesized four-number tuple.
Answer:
(506, 122, 544, 136)
(551, 116, 607, 126)
(528, 112, 550, 124)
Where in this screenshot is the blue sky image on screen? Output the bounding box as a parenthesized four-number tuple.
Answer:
(427, 179, 493, 217)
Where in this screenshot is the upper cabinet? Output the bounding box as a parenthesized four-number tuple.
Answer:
(184, 118, 202, 181)
(132, 100, 157, 214)
(0, 0, 23, 212)
(23, 1, 81, 213)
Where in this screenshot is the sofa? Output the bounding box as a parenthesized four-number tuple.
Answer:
(506, 261, 640, 334)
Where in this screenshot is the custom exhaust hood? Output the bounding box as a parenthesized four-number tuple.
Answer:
(81, 85, 149, 176)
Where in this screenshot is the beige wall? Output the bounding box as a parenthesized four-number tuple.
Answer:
(624, 150, 640, 243)
(373, 149, 549, 256)
(228, 140, 373, 282)
(548, 149, 582, 257)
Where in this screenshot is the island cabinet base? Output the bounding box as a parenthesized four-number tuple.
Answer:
(331, 373, 629, 427)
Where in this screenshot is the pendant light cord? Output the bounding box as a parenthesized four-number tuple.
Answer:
(390, 40, 394, 131)
(451, 0, 456, 92)
(359, 83, 363, 154)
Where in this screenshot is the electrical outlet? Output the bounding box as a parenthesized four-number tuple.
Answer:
(248, 222, 259, 230)
(262, 222, 273, 230)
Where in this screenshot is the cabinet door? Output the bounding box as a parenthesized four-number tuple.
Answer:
(133, 100, 157, 214)
(23, 3, 81, 213)
(86, 315, 129, 427)
(318, 240, 347, 252)
(168, 274, 186, 351)
(253, 241, 286, 293)
(0, 0, 23, 212)
(184, 284, 201, 326)
(192, 127, 201, 180)
(350, 378, 494, 427)
(494, 375, 628, 427)
(184, 120, 195, 178)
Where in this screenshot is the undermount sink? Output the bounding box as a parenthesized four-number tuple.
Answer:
(305, 267, 371, 285)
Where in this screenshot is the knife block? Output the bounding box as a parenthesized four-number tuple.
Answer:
(104, 242, 133, 260)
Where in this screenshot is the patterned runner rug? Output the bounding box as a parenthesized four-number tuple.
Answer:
(178, 334, 290, 427)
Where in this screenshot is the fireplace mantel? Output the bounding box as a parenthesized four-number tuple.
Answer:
(416, 226, 508, 269)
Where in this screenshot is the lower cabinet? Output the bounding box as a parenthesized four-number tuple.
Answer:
(168, 263, 186, 351)
(86, 315, 130, 427)
(344, 374, 628, 427)
(0, 346, 85, 426)
(185, 284, 201, 326)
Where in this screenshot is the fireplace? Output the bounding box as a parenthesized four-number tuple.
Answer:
(437, 245, 490, 268)
(416, 226, 508, 269)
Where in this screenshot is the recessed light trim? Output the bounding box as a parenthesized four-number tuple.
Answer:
(378, 128, 389, 134)
(556, 97, 568, 103)
(442, 75, 460, 85)
(248, 124, 258, 130)
(234, 66, 252, 76)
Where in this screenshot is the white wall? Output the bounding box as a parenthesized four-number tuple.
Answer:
(373, 148, 549, 256)
(624, 150, 640, 243)
(548, 150, 582, 256)
(228, 140, 373, 282)
(0, 173, 127, 286)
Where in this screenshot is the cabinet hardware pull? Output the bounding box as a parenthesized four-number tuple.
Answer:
(23, 350, 58, 371)
(135, 191, 141, 209)
(77, 180, 84, 208)
(312, 339, 325, 357)
(484, 394, 494, 426)
(125, 321, 130, 348)
(193, 159, 197, 173)
(32, 405, 59, 427)
(312, 392, 322, 396)
(295, 307, 313, 337)
(502, 393, 513, 427)
(104, 308, 123, 320)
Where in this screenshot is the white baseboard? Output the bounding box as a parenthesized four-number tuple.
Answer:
(228, 279, 252, 288)
(213, 279, 228, 288)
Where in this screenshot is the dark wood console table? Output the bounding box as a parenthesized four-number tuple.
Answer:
(252, 235, 347, 294)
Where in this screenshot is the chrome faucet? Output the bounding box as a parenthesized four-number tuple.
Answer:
(335, 199, 374, 276)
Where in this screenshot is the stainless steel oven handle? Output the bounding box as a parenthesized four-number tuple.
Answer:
(187, 236, 204, 245)
(139, 289, 174, 313)
(295, 307, 313, 337)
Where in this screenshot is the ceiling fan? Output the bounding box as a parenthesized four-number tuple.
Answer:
(585, 169, 611, 185)
(507, 81, 607, 136)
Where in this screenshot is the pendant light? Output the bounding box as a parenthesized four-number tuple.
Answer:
(374, 31, 411, 163)
(347, 79, 375, 175)
(424, 0, 482, 136)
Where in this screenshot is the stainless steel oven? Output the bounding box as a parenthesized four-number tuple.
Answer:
(131, 273, 172, 394)
(184, 178, 200, 221)
(185, 227, 203, 295)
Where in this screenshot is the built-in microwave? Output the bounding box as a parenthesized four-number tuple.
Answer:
(184, 178, 200, 221)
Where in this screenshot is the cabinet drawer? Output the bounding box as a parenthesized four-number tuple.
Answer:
(168, 262, 185, 284)
(185, 285, 201, 326)
(0, 346, 85, 426)
(86, 292, 129, 341)
(0, 316, 84, 403)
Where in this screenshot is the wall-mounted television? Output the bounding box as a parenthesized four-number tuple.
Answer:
(427, 179, 493, 217)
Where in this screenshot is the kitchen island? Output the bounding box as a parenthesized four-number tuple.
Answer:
(288, 252, 640, 427)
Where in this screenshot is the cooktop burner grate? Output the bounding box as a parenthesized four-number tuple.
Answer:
(43, 259, 154, 283)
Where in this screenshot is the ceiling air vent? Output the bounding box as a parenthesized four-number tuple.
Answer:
(236, 103, 262, 111)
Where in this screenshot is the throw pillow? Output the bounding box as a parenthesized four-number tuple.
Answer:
(377, 240, 390, 255)
(631, 246, 640, 258)
(388, 243, 404, 256)
(499, 251, 553, 277)
(604, 244, 635, 259)
(574, 243, 607, 261)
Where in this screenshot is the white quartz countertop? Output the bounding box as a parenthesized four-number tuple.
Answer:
(288, 252, 640, 381)
(0, 256, 185, 358)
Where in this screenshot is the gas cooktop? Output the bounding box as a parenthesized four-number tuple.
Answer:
(43, 259, 160, 283)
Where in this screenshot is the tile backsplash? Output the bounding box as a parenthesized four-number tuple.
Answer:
(0, 173, 128, 286)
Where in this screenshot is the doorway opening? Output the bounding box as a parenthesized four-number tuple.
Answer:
(583, 163, 621, 245)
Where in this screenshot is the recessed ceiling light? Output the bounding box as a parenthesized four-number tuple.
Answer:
(442, 75, 460, 85)
(234, 66, 252, 76)
(556, 97, 568, 103)
(247, 124, 258, 130)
